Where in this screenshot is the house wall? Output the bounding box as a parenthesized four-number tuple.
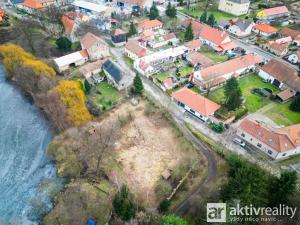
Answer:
(228, 24, 252, 37)
(258, 69, 284, 89)
(86, 43, 110, 61)
(252, 28, 275, 37)
(218, 0, 250, 16)
(269, 47, 288, 57)
(125, 48, 139, 60)
(175, 100, 209, 122)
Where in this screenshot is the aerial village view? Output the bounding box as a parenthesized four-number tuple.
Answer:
(0, 0, 300, 224)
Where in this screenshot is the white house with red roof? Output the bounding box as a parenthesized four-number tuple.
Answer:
(237, 118, 300, 160)
(257, 6, 289, 20)
(125, 40, 147, 60)
(137, 19, 163, 33)
(172, 88, 221, 122)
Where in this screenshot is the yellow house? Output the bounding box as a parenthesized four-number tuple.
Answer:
(256, 6, 289, 20)
(218, 0, 250, 16)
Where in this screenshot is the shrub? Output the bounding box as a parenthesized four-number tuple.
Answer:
(155, 179, 173, 200)
(113, 185, 136, 221)
(211, 122, 225, 133)
(290, 97, 300, 112)
(234, 108, 248, 121)
(159, 199, 171, 213)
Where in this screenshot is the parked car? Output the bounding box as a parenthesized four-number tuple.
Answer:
(233, 138, 246, 147)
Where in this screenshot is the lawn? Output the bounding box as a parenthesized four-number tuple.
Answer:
(261, 102, 300, 126)
(178, 66, 193, 77)
(153, 72, 171, 82)
(199, 46, 228, 63)
(88, 81, 121, 111)
(208, 74, 279, 113)
(180, 7, 239, 21)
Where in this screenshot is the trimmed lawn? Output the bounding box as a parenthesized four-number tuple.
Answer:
(208, 74, 279, 113)
(199, 46, 228, 63)
(178, 66, 193, 77)
(88, 82, 120, 111)
(180, 8, 239, 21)
(153, 72, 171, 82)
(261, 102, 300, 126)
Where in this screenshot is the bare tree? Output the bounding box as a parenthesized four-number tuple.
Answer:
(74, 21, 102, 39)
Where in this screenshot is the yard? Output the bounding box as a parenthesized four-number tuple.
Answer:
(260, 101, 300, 126)
(88, 81, 121, 111)
(208, 74, 279, 113)
(153, 72, 171, 83)
(199, 46, 228, 63)
(178, 66, 193, 77)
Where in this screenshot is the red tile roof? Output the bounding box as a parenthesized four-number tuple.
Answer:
(198, 54, 262, 81)
(61, 15, 75, 33)
(239, 118, 297, 153)
(111, 28, 127, 36)
(276, 89, 296, 101)
(181, 19, 204, 35)
(22, 0, 42, 9)
(138, 19, 163, 31)
(260, 59, 300, 92)
(184, 39, 201, 50)
(125, 40, 147, 58)
(172, 88, 220, 116)
(163, 32, 176, 41)
(80, 32, 105, 49)
(187, 51, 214, 67)
(199, 25, 230, 46)
(253, 24, 278, 33)
(269, 42, 288, 54)
(263, 6, 289, 16)
(279, 27, 300, 40)
(79, 49, 89, 58)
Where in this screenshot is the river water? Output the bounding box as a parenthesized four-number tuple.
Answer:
(0, 65, 61, 225)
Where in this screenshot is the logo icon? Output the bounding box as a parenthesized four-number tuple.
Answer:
(207, 203, 226, 223)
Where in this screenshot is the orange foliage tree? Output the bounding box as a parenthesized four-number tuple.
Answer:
(52, 80, 92, 127)
(0, 44, 55, 77)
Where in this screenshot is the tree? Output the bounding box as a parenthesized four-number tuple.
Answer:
(113, 185, 136, 221)
(290, 96, 300, 112)
(199, 11, 207, 23)
(55, 37, 72, 51)
(184, 23, 194, 41)
(166, 2, 177, 18)
(166, 1, 172, 17)
(133, 74, 144, 94)
(161, 215, 188, 225)
(207, 13, 216, 26)
(149, 3, 159, 20)
(224, 77, 242, 111)
(268, 171, 298, 206)
(84, 79, 91, 94)
(159, 199, 170, 213)
(128, 22, 137, 37)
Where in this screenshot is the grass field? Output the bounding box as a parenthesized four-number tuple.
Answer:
(178, 66, 193, 77)
(153, 72, 171, 82)
(88, 81, 121, 111)
(261, 101, 300, 126)
(199, 46, 228, 63)
(208, 74, 279, 112)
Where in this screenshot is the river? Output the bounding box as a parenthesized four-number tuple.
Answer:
(0, 65, 61, 225)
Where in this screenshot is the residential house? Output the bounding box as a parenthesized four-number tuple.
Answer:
(148, 32, 178, 49)
(18, 0, 56, 13)
(184, 39, 201, 52)
(192, 54, 262, 90)
(252, 24, 278, 37)
(218, 0, 250, 16)
(288, 50, 300, 64)
(54, 50, 89, 73)
(259, 59, 300, 94)
(227, 19, 254, 37)
(172, 87, 221, 122)
(181, 18, 204, 36)
(186, 51, 214, 69)
(61, 11, 89, 42)
(268, 42, 289, 57)
(80, 32, 110, 61)
(79, 60, 105, 85)
(134, 46, 186, 77)
(111, 28, 127, 46)
(162, 78, 174, 91)
(139, 30, 155, 44)
(257, 6, 289, 20)
(72, 0, 108, 15)
(198, 25, 236, 52)
(237, 118, 300, 160)
(102, 59, 128, 90)
(125, 40, 147, 60)
(116, 0, 149, 10)
(137, 19, 163, 33)
(279, 27, 300, 41)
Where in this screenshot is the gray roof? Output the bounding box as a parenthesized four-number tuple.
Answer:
(235, 19, 252, 31)
(103, 60, 122, 83)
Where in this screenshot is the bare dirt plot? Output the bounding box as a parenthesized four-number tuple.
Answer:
(106, 100, 207, 207)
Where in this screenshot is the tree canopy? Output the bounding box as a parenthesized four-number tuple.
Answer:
(224, 77, 242, 111)
(133, 74, 144, 94)
(165, 1, 177, 18)
(161, 215, 188, 225)
(290, 96, 300, 112)
(184, 23, 194, 41)
(207, 14, 216, 26)
(128, 22, 137, 37)
(55, 37, 72, 51)
(113, 185, 136, 221)
(200, 11, 207, 23)
(149, 3, 159, 20)
(51, 80, 92, 127)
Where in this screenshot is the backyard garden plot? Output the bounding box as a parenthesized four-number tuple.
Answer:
(107, 101, 207, 207)
(199, 46, 228, 63)
(208, 74, 279, 113)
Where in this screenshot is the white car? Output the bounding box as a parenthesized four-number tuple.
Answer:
(233, 138, 246, 147)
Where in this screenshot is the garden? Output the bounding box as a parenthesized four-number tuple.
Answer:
(199, 46, 228, 63)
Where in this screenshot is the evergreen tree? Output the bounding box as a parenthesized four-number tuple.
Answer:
(199, 11, 207, 23)
(159, 199, 170, 213)
(133, 74, 144, 94)
(161, 215, 188, 225)
(128, 22, 137, 37)
(268, 171, 298, 206)
(149, 3, 159, 20)
(84, 79, 91, 94)
(224, 77, 242, 111)
(55, 37, 72, 51)
(184, 23, 194, 41)
(207, 13, 216, 26)
(166, 1, 172, 17)
(166, 1, 177, 18)
(113, 185, 136, 221)
(290, 96, 300, 112)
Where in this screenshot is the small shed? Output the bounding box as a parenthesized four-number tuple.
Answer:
(161, 169, 171, 180)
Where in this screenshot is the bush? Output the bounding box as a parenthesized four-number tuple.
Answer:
(159, 199, 170, 213)
(234, 108, 248, 121)
(155, 180, 173, 200)
(55, 37, 72, 51)
(210, 122, 225, 133)
(113, 185, 136, 221)
(290, 97, 300, 112)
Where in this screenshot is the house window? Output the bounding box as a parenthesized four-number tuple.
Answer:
(267, 150, 272, 155)
(282, 153, 286, 156)
(241, 133, 245, 137)
(190, 109, 195, 114)
(257, 143, 262, 148)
